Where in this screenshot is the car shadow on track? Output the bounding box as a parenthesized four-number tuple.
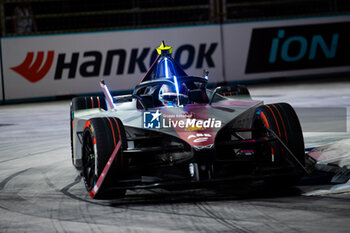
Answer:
(64, 174, 337, 207)
(107, 181, 302, 207)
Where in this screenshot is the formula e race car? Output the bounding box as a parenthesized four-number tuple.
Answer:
(70, 42, 307, 199)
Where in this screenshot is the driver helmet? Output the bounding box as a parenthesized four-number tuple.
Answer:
(159, 83, 189, 106)
(159, 84, 177, 106)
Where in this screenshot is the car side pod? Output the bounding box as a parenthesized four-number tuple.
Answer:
(89, 139, 122, 198)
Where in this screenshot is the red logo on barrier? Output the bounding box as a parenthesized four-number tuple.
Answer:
(11, 51, 55, 83)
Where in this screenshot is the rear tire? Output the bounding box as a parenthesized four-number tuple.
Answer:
(71, 96, 107, 112)
(70, 96, 107, 165)
(253, 103, 305, 186)
(82, 117, 127, 199)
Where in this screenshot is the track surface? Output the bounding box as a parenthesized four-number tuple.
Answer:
(1, 79, 350, 233)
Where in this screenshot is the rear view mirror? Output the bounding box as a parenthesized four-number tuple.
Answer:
(216, 85, 250, 97)
(209, 85, 251, 105)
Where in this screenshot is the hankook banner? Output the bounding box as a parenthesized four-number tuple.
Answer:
(1, 25, 223, 100)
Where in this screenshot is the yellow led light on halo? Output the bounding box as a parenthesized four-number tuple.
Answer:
(156, 41, 172, 54)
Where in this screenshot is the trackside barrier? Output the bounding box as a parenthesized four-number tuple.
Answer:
(0, 44, 3, 104)
(1, 15, 350, 102)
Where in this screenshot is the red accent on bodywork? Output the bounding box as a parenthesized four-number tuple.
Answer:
(89, 140, 122, 198)
(90, 97, 94, 108)
(84, 120, 91, 130)
(272, 104, 288, 143)
(97, 97, 101, 108)
(266, 105, 281, 138)
(260, 112, 269, 128)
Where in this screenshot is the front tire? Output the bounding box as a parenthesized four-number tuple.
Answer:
(253, 103, 305, 186)
(82, 117, 127, 199)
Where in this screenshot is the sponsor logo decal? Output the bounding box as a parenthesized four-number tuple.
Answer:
(143, 111, 222, 130)
(245, 22, 350, 73)
(11, 51, 54, 83)
(143, 110, 162, 129)
(163, 117, 221, 129)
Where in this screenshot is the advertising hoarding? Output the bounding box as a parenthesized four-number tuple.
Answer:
(1, 15, 350, 101)
(223, 15, 350, 82)
(1, 25, 223, 100)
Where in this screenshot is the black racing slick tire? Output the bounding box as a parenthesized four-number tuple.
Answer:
(273, 103, 305, 166)
(70, 96, 107, 166)
(253, 103, 305, 185)
(82, 117, 127, 199)
(71, 96, 107, 112)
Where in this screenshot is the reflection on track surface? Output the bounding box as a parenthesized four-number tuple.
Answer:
(1, 79, 350, 232)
